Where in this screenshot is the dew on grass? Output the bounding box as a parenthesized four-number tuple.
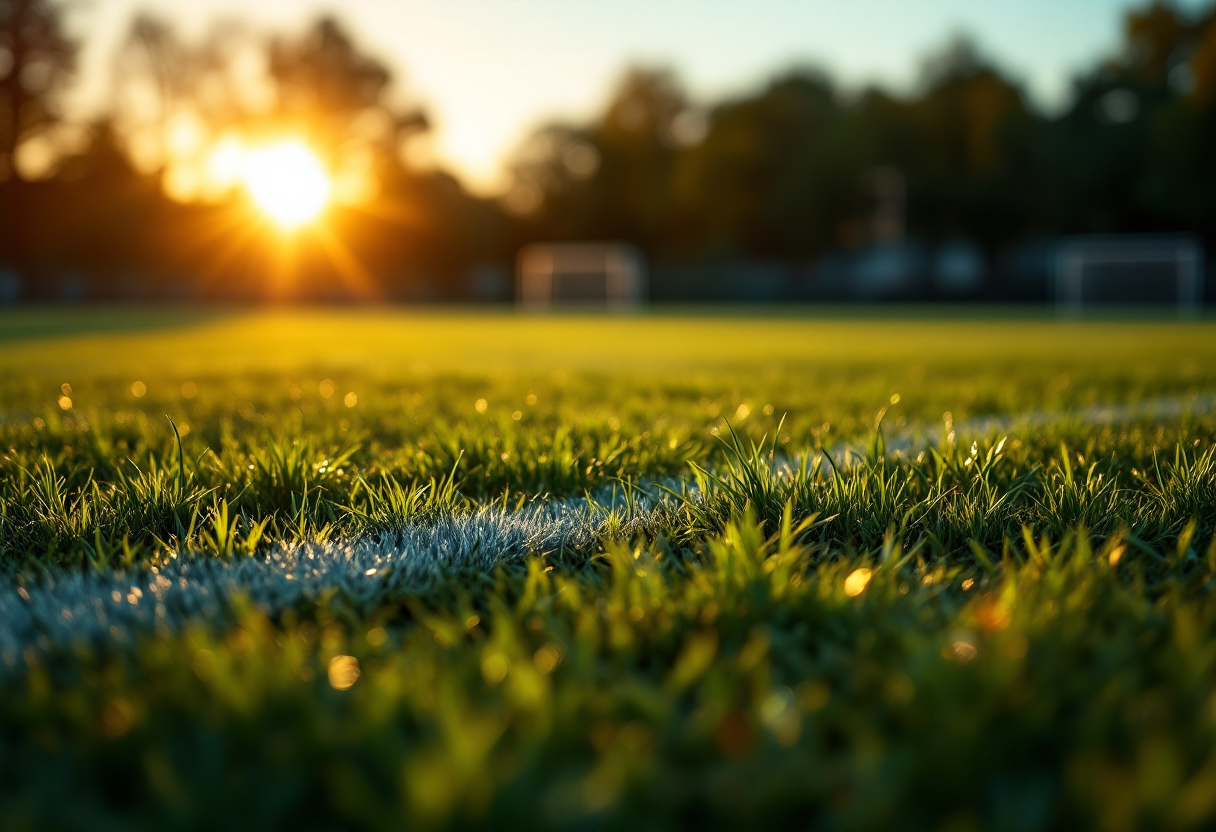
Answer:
(950, 639, 978, 663)
(481, 652, 508, 685)
(328, 655, 360, 690)
(845, 568, 872, 597)
(533, 645, 560, 674)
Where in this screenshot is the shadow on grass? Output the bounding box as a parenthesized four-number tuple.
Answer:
(0, 305, 241, 343)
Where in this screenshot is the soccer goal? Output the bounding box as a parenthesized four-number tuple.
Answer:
(516, 243, 647, 309)
(1055, 236, 1203, 315)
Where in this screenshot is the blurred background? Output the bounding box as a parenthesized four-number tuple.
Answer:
(0, 0, 1214, 307)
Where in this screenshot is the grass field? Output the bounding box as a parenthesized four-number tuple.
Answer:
(2, 307, 1215, 831)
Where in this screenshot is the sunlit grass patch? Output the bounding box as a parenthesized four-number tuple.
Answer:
(0, 309, 1214, 829)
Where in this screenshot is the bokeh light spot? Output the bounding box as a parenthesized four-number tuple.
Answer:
(844, 568, 873, 597)
(328, 655, 360, 690)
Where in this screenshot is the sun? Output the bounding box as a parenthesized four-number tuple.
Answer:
(242, 141, 332, 229)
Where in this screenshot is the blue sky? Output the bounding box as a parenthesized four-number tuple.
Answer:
(74, 0, 1211, 193)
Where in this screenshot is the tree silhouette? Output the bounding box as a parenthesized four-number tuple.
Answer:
(267, 16, 426, 154)
(507, 67, 689, 248)
(5, 0, 1215, 302)
(0, 0, 75, 273)
(0, 0, 75, 182)
(111, 13, 198, 175)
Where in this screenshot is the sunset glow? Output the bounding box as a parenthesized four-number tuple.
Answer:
(241, 142, 332, 229)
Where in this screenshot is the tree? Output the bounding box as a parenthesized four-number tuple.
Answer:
(0, 0, 75, 182)
(906, 37, 1034, 246)
(1187, 6, 1216, 106)
(0, 0, 75, 273)
(267, 16, 425, 155)
(111, 13, 198, 174)
(1119, 0, 1194, 89)
(670, 71, 845, 258)
(506, 67, 689, 248)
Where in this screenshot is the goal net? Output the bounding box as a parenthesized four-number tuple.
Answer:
(1056, 236, 1203, 314)
(517, 243, 646, 309)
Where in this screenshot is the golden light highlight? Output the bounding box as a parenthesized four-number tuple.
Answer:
(241, 141, 332, 229)
(328, 655, 360, 690)
(844, 568, 873, 597)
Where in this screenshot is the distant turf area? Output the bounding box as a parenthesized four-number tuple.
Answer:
(1, 307, 1215, 830)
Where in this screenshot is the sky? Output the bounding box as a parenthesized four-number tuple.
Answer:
(70, 0, 1211, 195)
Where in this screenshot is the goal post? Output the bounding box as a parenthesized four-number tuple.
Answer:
(1056, 236, 1203, 315)
(517, 243, 647, 309)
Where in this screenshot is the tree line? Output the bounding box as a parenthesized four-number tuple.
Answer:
(0, 0, 1213, 301)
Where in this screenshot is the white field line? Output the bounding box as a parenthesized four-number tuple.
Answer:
(958, 393, 1216, 436)
(824, 392, 1216, 465)
(0, 496, 666, 666)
